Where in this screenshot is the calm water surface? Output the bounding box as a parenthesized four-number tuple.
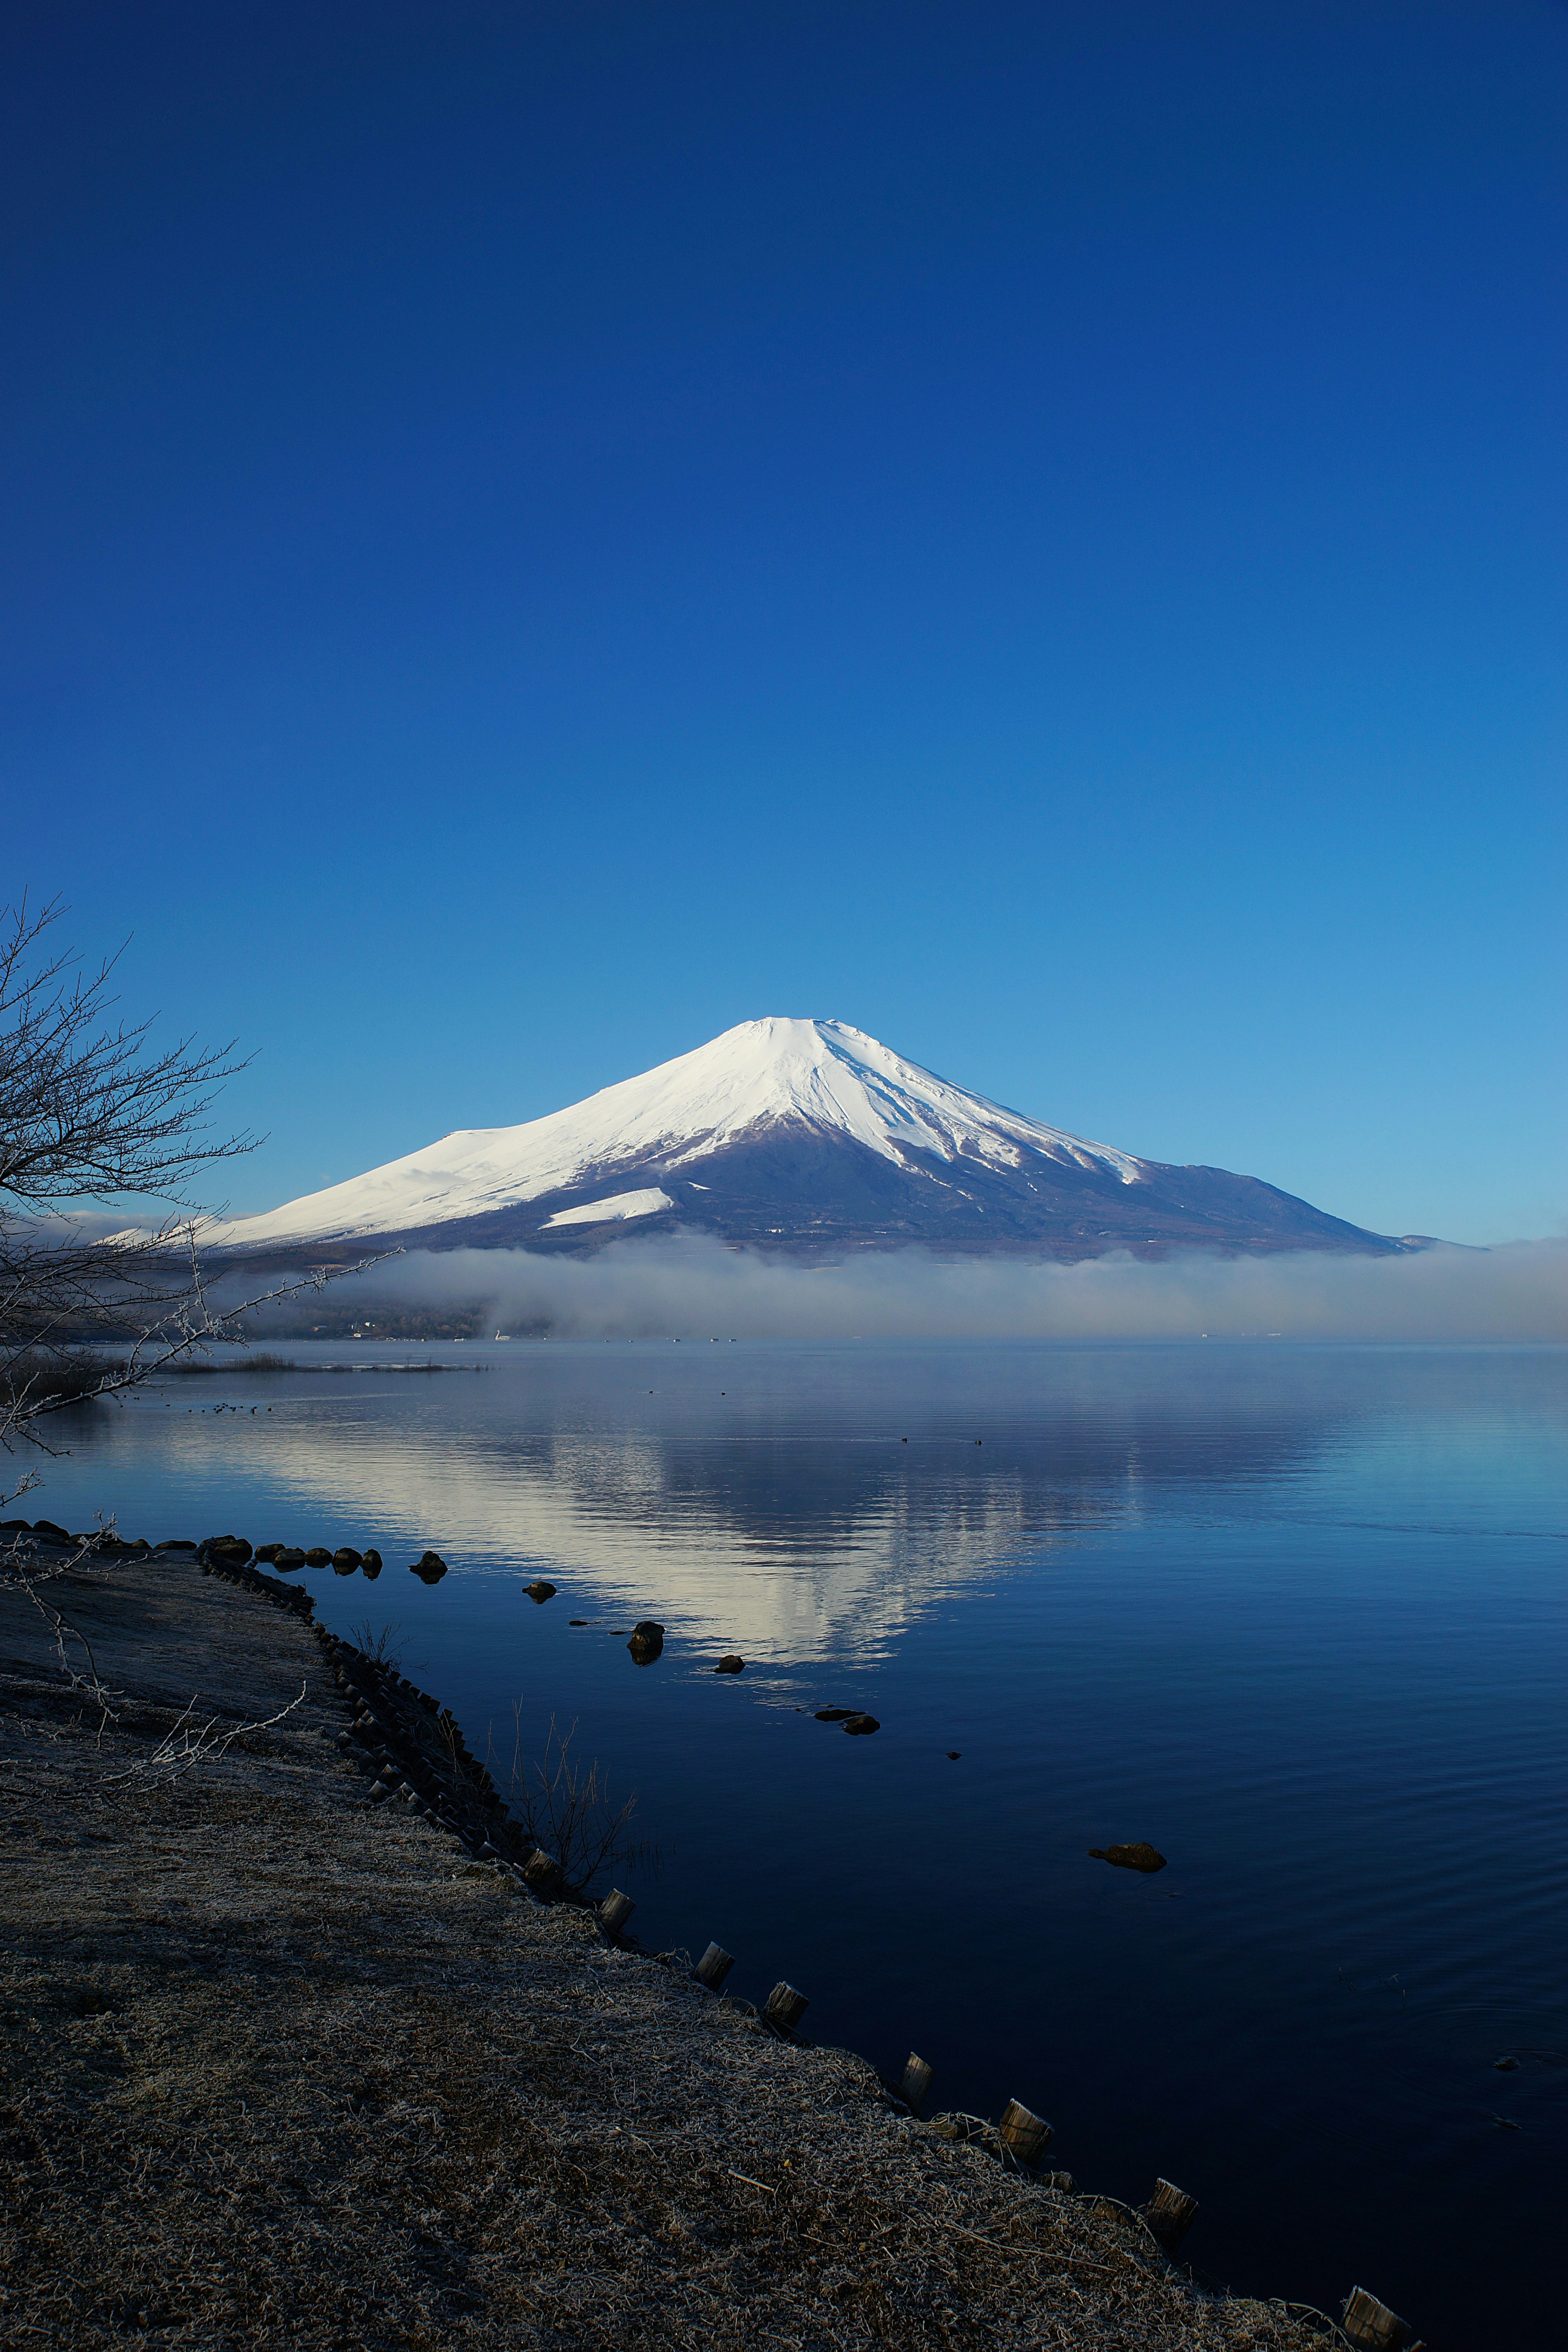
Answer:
(31, 1340, 1568, 2347)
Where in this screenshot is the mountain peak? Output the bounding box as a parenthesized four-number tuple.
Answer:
(561, 1014, 1149, 1188)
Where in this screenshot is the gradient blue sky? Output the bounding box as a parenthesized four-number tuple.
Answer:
(4, 1, 1563, 1243)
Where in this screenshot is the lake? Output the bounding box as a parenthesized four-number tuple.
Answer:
(23, 1338, 1568, 2347)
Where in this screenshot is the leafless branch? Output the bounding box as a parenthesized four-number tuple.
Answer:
(104, 1680, 309, 1784)
(1, 1225, 399, 1456)
(0, 893, 253, 1207)
(1, 1524, 125, 1737)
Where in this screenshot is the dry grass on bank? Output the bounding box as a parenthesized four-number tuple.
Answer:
(0, 1541, 1341, 2351)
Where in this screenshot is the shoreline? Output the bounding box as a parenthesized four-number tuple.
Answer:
(1, 1527, 1405, 2350)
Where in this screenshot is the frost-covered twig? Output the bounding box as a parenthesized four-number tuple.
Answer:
(1, 1525, 124, 1737)
(105, 1680, 308, 1784)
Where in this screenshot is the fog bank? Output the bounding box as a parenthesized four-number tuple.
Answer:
(310, 1235, 1568, 1344)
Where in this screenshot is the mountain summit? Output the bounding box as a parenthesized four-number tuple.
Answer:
(211, 1017, 1399, 1261)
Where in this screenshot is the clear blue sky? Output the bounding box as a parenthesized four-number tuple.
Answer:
(4, 1, 1563, 1243)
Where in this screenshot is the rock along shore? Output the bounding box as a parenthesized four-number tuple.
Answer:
(1, 1528, 1343, 2352)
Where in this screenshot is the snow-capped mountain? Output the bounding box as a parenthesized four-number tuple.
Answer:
(208, 1017, 1398, 1261)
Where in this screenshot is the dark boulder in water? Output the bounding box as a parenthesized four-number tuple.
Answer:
(627, 1619, 664, 1663)
(526, 1580, 557, 1603)
(842, 1713, 880, 1735)
(1088, 1842, 1167, 1874)
(715, 1655, 744, 1674)
(304, 1547, 332, 1568)
(408, 1551, 448, 1584)
(814, 1707, 856, 1722)
(360, 1549, 383, 1579)
(274, 1547, 305, 1571)
(332, 1548, 362, 1575)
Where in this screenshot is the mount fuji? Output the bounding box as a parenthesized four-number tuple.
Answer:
(208, 1018, 1401, 1264)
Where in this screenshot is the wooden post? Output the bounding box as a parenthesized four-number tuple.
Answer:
(1343, 2288, 1413, 2351)
(599, 1888, 636, 1934)
(764, 1981, 809, 2032)
(522, 1849, 562, 1891)
(997, 2098, 1052, 2164)
(694, 1942, 735, 1990)
(1144, 2178, 1199, 2252)
(900, 2053, 934, 2114)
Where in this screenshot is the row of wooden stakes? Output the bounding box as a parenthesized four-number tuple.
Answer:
(594, 1885, 1420, 2352)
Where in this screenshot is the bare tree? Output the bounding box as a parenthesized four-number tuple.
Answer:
(0, 892, 255, 1211)
(0, 893, 384, 1503)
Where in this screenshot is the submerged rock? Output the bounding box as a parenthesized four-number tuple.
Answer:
(409, 1552, 449, 1585)
(814, 1708, 856, 1722)
(360, 1550, 383, 1580)
(304, 1547, 332, 1568)
(627, 1619, 664, 1664)
(1494, 2055, 1520, 2071)
(332, 1548, 362, 1575)
(274, 1548, 305, 1572)
(715, 1655, 744, 1674)
(1088, 1842, 1168, 1874)
(842, 1713, 880, 1735)
(526, 1580, 557, 1604)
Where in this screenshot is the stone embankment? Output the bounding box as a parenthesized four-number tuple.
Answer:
(0, 1525, 1397, 2351)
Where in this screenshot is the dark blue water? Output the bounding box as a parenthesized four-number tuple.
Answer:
(29, 1340, 1568, 2347)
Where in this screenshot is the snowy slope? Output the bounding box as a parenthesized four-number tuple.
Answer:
(204, 1016, 1395, 1260)
(204, 1019, 1148, 1249)
(541, 1187, 675, 1229)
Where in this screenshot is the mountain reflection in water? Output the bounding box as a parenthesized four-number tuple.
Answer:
(71, 1343, 1352, 1661)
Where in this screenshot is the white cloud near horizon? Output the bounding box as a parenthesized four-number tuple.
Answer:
(272, 1234, 1568, 1344)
